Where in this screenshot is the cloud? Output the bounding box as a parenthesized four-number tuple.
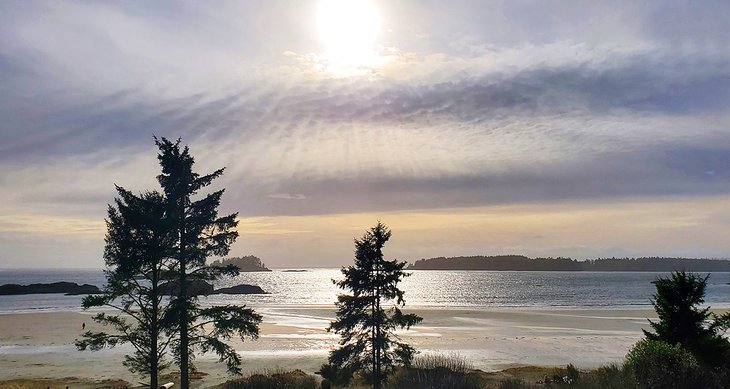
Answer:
(2, 0, 730, 265)
(2, 40, 730, 219)
(268, 193, 307, 200)
(231, 195, 730, 267)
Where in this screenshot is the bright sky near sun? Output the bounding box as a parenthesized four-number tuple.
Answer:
(1, 0, 730, 268)
(317, 0, 380, 67)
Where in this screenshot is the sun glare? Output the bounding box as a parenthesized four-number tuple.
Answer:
(317, 0, 381, 69)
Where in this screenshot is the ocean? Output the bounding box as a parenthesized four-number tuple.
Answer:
(2, 268, 729, 313)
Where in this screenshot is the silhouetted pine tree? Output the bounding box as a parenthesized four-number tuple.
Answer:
(328, 222, 422, 389)
(644, 271, 730, 367)
(76, 189, 175, 389)
(155, 137, 262, 388)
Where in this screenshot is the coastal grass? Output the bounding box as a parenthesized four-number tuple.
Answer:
(141, 348, 730, 389)
(495, 362, 726, 389)
(386, 353, 483, 389)
(219, 369, 318, 389)
(213, 360, 643, 389)
(7, 362, 713, 389)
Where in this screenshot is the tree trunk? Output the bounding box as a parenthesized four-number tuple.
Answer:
(371, 287, 377, 389)
(374, 257, 381, 389)
(178, 203, 189, 389)
(151, 269, 159, 389)
(179, 260, 188, 389)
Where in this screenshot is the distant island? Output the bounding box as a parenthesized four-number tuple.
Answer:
(0, 282, 101, 296)
(158, 280, 267, 296)
(408, 255, 730, 272)
(0, 280, 266, 297)
(210, 255, 271, 272)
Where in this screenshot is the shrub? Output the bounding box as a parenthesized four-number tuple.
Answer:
(222, 369, 318, 389)
(565, 364, 580, 383)
(585, 364, 635, 389)
(498, 378, 539, 389)
(643, 272, 730, 368)
(624, 339, 706, 389)
(317, 363, 355, 388)
(412, 353, 473, 374)
(386, 353, 483, 389)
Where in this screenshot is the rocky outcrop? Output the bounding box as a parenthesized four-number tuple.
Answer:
(0, 282, 101, 296)
(158, 281, 267, 295)
(210, 256, 271, 272)
(0, 280, 266, 296)
(213, 284, 267, 295)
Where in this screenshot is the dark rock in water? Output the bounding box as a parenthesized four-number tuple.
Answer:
(159, 280, 214, 296)
(0, 282, 101, 296)
(158, 280, 266, 295)
(282, 269, 307, 272)
(213, 284, 267, 295)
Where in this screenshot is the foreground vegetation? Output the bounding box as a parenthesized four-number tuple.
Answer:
(215, 271, 730, 389)
(72, 138, 728, 389)
(326, 222, 422, 389)
(216, 352, 729, 389)
(76, 138, 262, 389)
(220, 369, 318, 389)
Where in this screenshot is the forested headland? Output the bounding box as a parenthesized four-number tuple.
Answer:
(408, 255, 730, 271)
(210, 255, 271, 272)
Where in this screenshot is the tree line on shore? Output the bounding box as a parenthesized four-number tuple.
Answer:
(409, 255, 730, 271)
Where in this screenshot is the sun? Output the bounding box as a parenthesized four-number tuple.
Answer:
(317, 0, 381, 67)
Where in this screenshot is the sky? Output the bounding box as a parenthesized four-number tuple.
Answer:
(1, 0, 730, 268)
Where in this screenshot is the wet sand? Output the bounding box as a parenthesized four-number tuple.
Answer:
(0, 306, 694, 387)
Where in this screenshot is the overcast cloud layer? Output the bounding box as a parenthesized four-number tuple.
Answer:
(1, 0, 729, 267)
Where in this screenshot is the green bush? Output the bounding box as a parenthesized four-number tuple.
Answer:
(565, 364, 581, 383)
(643, 271, 730, 369)
(584, 364, 636, 389)
(624, 339, 707, 389)
(222, 369, 318, 389)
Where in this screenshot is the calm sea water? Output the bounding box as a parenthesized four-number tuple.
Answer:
(1, 268, 729, 312)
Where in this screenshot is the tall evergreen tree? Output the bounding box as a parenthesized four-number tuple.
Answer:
(644, 271, 730, 367)
(76, 189, 175, 389)
(155, 137, 262, 389)
(328, 222, 422, 389)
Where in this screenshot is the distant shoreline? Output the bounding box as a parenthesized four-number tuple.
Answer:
(408, 255, 730, 272)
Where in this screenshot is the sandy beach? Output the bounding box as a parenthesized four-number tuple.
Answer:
(0, 305, 683, 387)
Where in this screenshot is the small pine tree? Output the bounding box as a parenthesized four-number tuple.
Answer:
(328, 222, 422, 389)
(76, 189, 175, 389)
(643, 271, 730, 367)
(155, 137, 262, 388)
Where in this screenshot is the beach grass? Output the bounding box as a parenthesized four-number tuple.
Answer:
(217, 369, 318, 389)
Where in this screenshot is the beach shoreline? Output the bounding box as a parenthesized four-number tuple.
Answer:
(0, 305, 698, 387)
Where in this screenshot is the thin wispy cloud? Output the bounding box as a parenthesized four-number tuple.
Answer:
(1, 0, 729, 266)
